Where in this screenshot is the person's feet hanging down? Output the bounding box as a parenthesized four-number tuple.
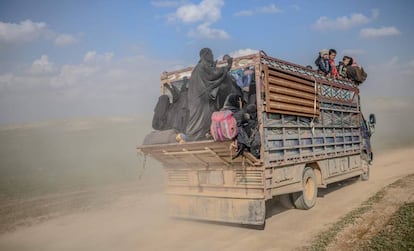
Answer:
(232, 142, 247, 160)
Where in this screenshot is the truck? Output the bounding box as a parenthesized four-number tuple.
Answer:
(136, 51, 376, 227)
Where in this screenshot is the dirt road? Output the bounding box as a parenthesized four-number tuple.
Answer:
(0, 147, 413, 251)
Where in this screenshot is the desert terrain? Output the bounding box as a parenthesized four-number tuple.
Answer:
(0, 97, 413, 250)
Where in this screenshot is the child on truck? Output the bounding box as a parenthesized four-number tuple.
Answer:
(337, 56, 352, 78)
(329, 49, 339, 78)
(314, 49, 331, 76)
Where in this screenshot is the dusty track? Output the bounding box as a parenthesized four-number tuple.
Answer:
(0, 147, 413, 251)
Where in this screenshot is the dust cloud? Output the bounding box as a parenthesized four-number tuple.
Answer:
(0, 96, 413, 250)
(1, 97, 410, 199)
(361, 96, 414, 153)
(0, 115, 167, 234)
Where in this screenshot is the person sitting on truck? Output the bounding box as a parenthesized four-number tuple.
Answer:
(337, 56, 352, 78)
(222, 93, 247, 126)
(222, 94, 262, 159)
(186, 48, 233, 141)
(152, 94, 171, 131)
(166, 77, 189, 133)
(245, 104, 261, 159)
(314, 49, 331, 76)
(221, 93, 251, 159)
(329, 49, 339, 78)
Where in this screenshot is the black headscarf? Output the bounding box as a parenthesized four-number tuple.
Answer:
(166, 79, 189, 133)
(152, 95, 171, 130)
(222, 93, 242, 113)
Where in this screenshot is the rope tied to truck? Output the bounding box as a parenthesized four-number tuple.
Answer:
(136, 151, 147, 181)
(310, 76, 318, 136)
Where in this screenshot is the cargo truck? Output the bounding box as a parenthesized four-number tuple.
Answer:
(136, 51, 375, 227)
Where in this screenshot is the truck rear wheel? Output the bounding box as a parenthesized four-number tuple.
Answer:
(292, 167, 317, 210)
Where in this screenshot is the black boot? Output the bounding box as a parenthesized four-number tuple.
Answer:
(232, 143, 246, 160)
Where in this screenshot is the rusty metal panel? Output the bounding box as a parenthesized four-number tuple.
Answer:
(264, 65, 319, 118)
(268, 85, 316, 100)
(261, 55, 360, 107)
(167, 195, 266, 225)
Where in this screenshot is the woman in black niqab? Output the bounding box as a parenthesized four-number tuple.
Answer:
(185, 48, 232, 141)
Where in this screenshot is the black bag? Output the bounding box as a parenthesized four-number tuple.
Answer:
(356, 67, 367, 83)
(143, 129, 178, 145)
(347, 66, 367, 84)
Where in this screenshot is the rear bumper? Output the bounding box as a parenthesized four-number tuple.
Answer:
(167, 194, 266, 225)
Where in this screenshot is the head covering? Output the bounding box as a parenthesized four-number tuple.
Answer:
(320, 49, 329, 56)
(246, 104, 256, 114)
(199, 48, 211, 57)
(223, 93, 242, 112)
(199, 48, 214, 64)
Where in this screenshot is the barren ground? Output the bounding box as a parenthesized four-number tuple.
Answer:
(0, 97, 413, 251)
(0, 146, 413, 251)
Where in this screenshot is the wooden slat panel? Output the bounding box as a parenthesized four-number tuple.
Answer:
(268, 85, 316, 100)
(268, 76, 315, 94)
(268, 93, 318, 107)
(268, 69, 314, 87)
(265, 66, 319, 117)
(268, 102, 317, 115)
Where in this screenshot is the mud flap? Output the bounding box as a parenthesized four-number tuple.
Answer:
(168, 195, 266, 225)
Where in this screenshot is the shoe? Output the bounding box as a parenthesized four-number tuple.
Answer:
(232, 144, 246, 160)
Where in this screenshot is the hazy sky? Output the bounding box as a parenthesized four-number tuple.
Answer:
(0, 0, 413, 124)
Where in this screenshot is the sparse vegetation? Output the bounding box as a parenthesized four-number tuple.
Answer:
(363, 202, 414, 250)
(306, 174, 414, 251)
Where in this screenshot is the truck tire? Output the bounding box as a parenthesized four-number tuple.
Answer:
(360, 161, 370, 181)
(292, 167, 317, 210)
(360, 154, 370, 181)
(279, 194, 295, 209)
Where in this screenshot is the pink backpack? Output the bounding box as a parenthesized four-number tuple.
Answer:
(210, 110, 238, 141)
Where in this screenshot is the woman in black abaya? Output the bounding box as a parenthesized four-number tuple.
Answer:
(185, 48, 233, 141)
